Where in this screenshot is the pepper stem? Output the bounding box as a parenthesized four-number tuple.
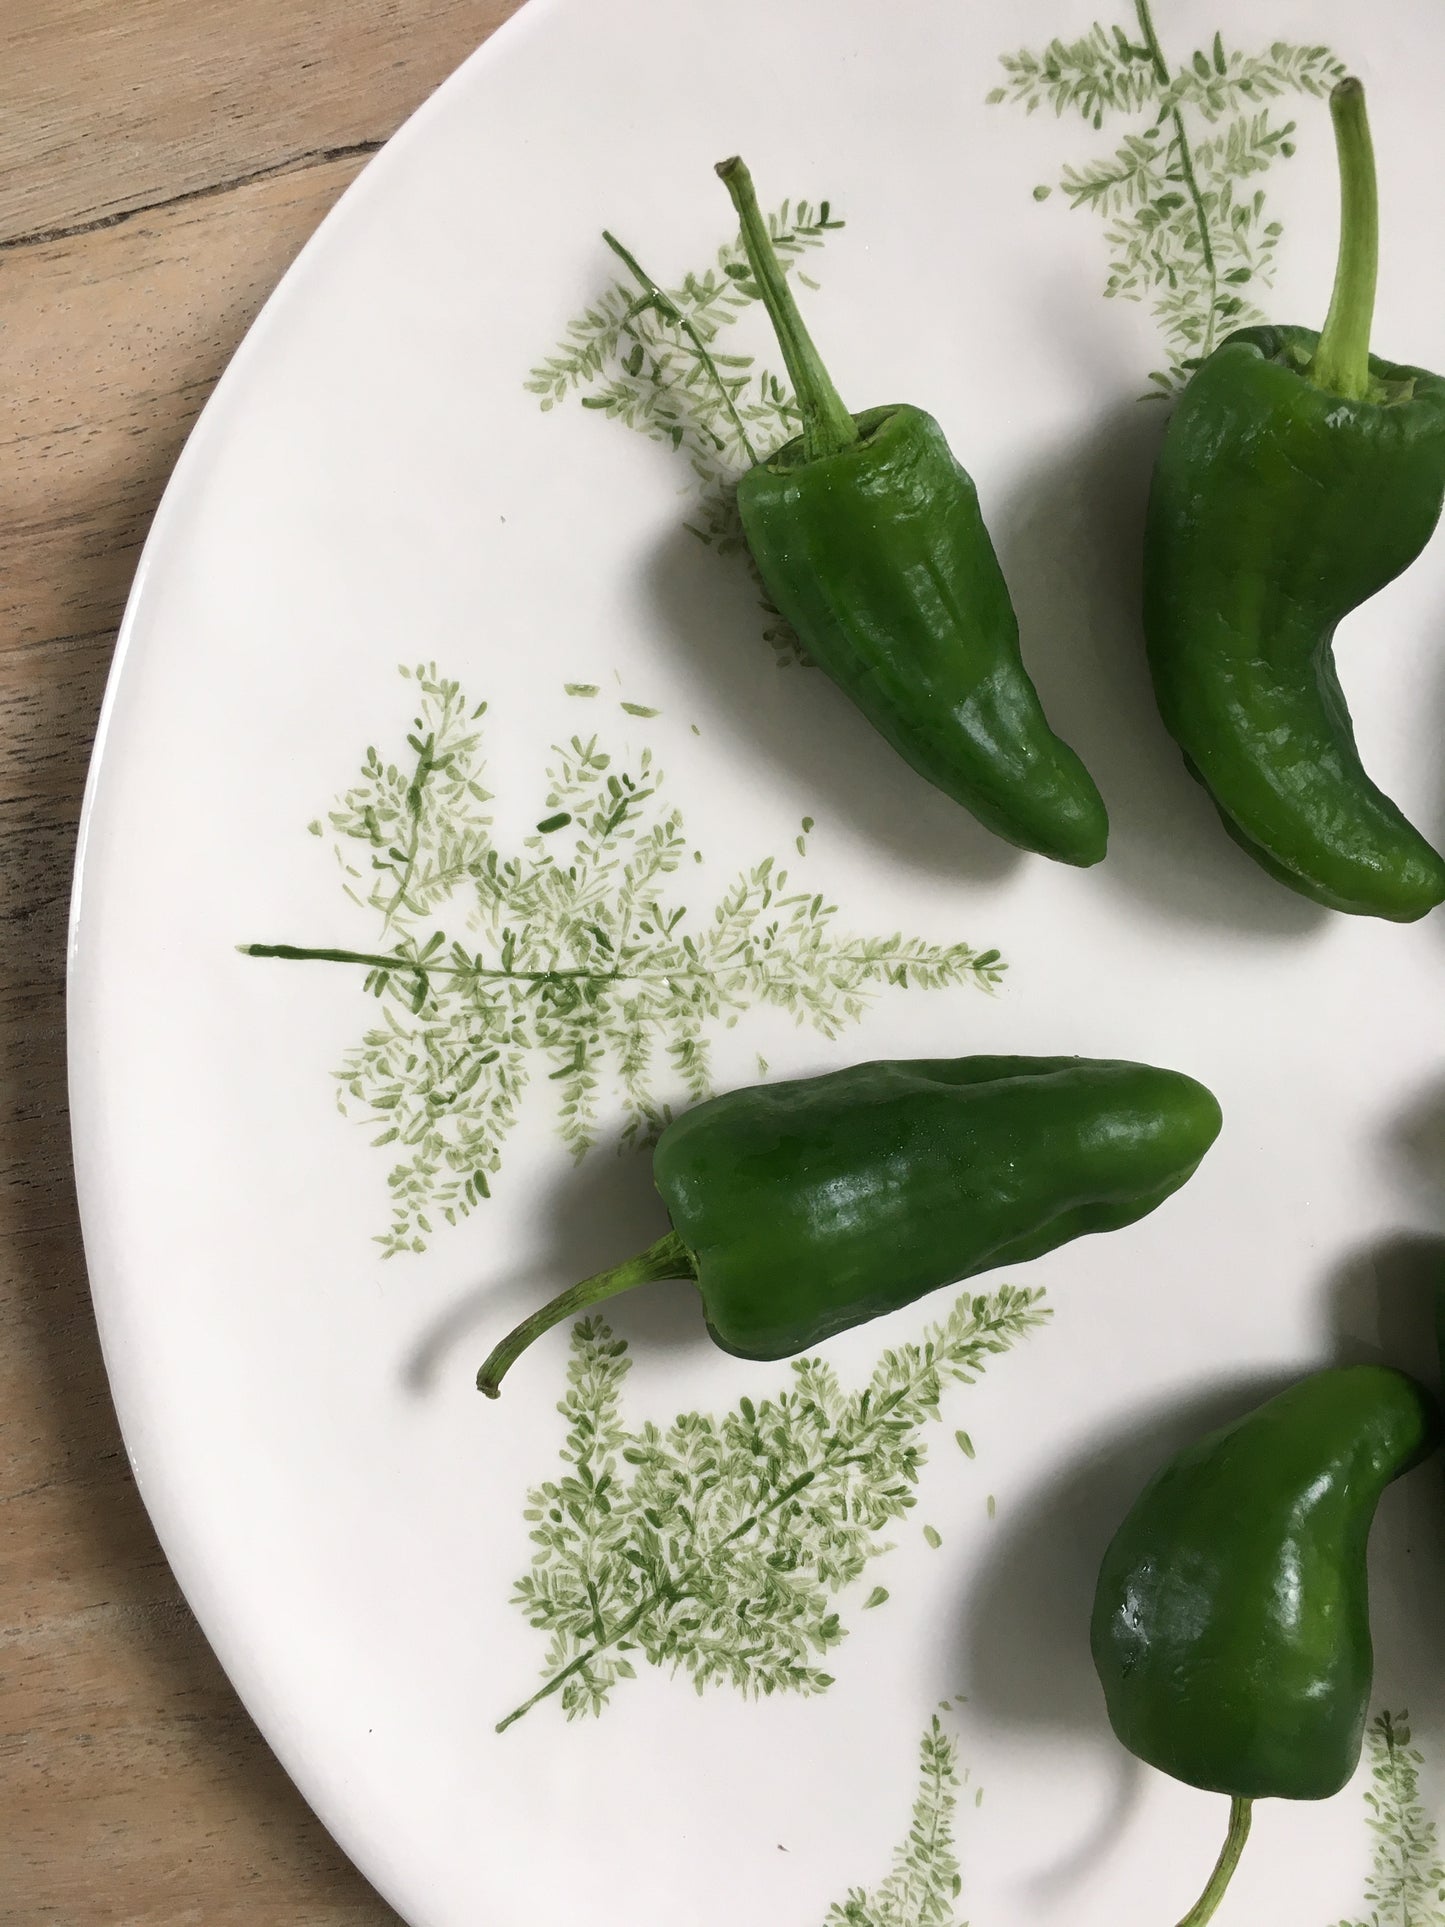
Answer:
(476, 1231, 696, 1398)
(1310, 77, 1379, 401)
(1174, 1797, 1253, 1927)
(715, 156, 859, 463)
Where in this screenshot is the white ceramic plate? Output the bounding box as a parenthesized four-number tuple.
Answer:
(69, 1, 1445, 1921)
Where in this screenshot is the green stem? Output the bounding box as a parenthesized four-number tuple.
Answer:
(1134, 0, 1219, 358)
(381, 733, 437, 929)
(1175, 1798, 1253, 1927)
(1310, 77, 1378, 400)
(601, 230, 759, 463)
(715, 156, 858, 462)
(239, 941, 620, 986)
(242, 939, 984, 985)
(496, 1591, 658, 1734)
(476, 1231, 695, 1398)
(1133, 0, 1168, 79)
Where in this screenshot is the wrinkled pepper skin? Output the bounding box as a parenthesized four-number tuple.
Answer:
(478, 1055, 1221, 1395)
(1144, 327, 1445, 921)
(739, 408, 1110, 867)
(708, 155, 1108, 868)
(1092, 1367, 1439, 1802)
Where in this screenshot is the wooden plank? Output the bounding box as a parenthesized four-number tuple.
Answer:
(3, 1611, 400, 1927)
(0, 154, 374, 649)
(1, 1093, 401, 1927)
(0, 0, 518, 245)
(0, 4, 523, 1916)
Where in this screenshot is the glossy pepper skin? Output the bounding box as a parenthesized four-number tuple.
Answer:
(1092, 1367, 1439, 1927)
(1093, 1367, 1437, 1801)
(477, 1054, 1221, 1395)
(1144, 79, 1445, 921)
(716, 158, 1108, 868)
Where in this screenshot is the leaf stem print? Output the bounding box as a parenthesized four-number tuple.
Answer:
(500, 1286, 1048, 1732)
(1132, 0, 1219, 358)
(526, 197, 845, 660)
(1336, 1710, 1445, 1927)
(824, 1715, 967, 1927)
(991, 1, 1343, 392)
(602, 229, 760, 464)
(242, 666, 1003, 1256)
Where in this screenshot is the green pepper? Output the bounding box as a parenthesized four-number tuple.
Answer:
(477, 1054, 1220, 1396)
(711, 158, 1109, 868)
(1092, 1366, 1440, 1925)
(1144, 78, 1445, 922)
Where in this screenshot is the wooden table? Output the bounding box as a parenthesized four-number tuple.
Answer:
(1, 6, 521, 1917)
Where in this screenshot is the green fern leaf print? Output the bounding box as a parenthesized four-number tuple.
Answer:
(243, 665, 1004, 1254)
(993, 1, 1343, 391)
(823, 1714, 968, 1927)
(526, 198, 845, 661)
(1335, 1710, 1445, 1927)
(499, 1286, 1048, 1731)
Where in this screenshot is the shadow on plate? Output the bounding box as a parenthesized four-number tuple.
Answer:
(641, 519, 1025, 892)
(401, 1132, 709, 1396)
(955, 1370, 1293, 1900)
(1388, 1076, 1445, 1206)
(1322, 1228, 1445, 1749)
(1323, 1226, 1445, 1373)
(641, 397, 1333, 939)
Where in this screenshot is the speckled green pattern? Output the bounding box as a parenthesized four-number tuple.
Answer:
(242, 664, 1003, 1254)
(992, 1, 1342, 392)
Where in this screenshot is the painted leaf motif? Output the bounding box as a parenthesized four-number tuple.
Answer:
(991, 0, 1343, 391)
(823, 1716, 966, 1927)
(1334, 1710, 1445, 1927)
(243, 665, 1005, 1254)
(499, 1287, 1049, 1730)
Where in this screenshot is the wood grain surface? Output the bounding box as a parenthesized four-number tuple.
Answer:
(0, 5, 522, 1919)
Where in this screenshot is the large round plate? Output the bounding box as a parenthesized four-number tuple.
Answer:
(69, 1, 1445, 1920)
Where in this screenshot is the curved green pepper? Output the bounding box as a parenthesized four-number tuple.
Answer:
(1143, 79, 1445, 921)
(716, 158, 1109, 868)
(477, 1054, 1221, 1395)
(1092, 1366, 1439, 1924)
